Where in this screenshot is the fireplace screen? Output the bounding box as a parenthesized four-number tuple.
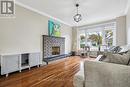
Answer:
(52, 46, 60, 55)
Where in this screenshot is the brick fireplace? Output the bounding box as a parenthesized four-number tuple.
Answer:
(42, 35, 65, 64)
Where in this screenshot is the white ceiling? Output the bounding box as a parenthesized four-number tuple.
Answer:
(16, 0, 128, 27)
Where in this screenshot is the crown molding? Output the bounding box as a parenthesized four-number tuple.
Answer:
(15, 1, 72, 27)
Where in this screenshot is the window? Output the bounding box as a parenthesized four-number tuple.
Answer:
(78, 22, 116, 51)
(105, 30, 113, 47)
(80, 34, 85, 49)
(87, 32, 102, 50)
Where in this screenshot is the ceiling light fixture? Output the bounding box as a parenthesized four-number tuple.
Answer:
(73, 3, 82, 22)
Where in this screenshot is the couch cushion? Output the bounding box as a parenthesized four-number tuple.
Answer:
(84, 60, 130, 87)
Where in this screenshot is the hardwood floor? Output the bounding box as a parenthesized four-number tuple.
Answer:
(0, 56, 92, 87)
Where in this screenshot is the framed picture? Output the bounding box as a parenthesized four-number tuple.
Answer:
(48, 20, 61, 37)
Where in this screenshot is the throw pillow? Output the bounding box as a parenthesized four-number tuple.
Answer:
(99, 52, 111, 61)
(119, 45, 130, 53)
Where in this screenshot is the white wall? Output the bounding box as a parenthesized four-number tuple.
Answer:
(61, 24, 72, 54)
(0, 5, 72, 54)
(72, 28, 78, 51)
(116, 16, 126, 46)
(127, 2, 130, 44)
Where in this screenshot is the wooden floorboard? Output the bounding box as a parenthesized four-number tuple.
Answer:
(0, 56, 94, 87)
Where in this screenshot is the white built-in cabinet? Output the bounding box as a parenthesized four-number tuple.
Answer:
(29, 53, 40, 67)
(1, 54, 20, 77)
(0, 52, 41, 77)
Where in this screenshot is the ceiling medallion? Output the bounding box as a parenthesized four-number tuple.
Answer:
(73, 4, 82, 22)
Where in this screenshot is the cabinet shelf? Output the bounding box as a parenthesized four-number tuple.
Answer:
(21, 53, 29, 69)
(21, 65, 30, 70)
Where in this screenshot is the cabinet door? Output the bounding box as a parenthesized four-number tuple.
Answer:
(29, 53, 40, 67)
(1, 55, 20, 75)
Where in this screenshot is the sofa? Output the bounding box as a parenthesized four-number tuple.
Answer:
(73, 45, 130, 87)
(73, 60, 130, 87)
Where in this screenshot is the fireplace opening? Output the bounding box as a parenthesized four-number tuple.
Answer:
(52, 46, 60, 55)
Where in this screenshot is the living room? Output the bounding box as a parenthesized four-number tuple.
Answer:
(0, 0, 130, 87)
